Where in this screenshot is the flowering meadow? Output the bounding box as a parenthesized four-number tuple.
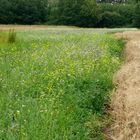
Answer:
(0, 28, 125, 140)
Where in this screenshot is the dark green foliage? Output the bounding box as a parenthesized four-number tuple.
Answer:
(118, 4, 135, 26)
(134, 2, 140, 27)
(79, 0, 101, 27)
(0, 0, 139, 27)
(99, 4, 135, 27)
(47, 0, 139, 27)
(0, 0, 11, 24)
(56, 0, 84, 25)
(0, 0, 48, 24)
(99, 12, 125, 27)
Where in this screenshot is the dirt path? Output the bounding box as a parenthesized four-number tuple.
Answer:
(108, 31, 140, 140)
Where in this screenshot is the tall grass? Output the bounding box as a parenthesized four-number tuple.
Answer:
(8, 29, 16, 43)
(0, 29, 125, 140)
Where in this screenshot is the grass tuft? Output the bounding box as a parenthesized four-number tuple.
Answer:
(8, 29, 16, 43)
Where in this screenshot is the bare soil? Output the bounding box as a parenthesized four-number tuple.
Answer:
(108, 31, 140, 140)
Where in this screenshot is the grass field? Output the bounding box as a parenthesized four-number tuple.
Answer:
(0, 27, 125, 140)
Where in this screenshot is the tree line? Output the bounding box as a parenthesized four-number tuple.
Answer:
(0, 0, 140, 27)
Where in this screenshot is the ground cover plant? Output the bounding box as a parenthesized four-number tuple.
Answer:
(0, 28, 125, 140)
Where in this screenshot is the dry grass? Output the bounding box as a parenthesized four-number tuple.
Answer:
(0, 25, 79, 31)
(0, 25, 47, 31)
(108, 31, 140, 140)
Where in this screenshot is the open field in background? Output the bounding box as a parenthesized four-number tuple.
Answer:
(0, 25, 137, 32)
(0, 26, 126, 139)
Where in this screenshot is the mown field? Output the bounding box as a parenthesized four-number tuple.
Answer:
(0, 27, 125, 140)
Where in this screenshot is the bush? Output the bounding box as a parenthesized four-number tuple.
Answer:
(99, 11, 125, 28)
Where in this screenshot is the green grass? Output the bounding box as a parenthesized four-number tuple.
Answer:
(0, 28, 125, 140)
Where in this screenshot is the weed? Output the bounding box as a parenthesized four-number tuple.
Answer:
(8, 29, 16, 43)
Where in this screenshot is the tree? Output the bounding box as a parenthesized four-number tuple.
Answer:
(80, 0, 100, 27)
(99, 11, 124, 27)
(0, 0, 49, 24)
(13, 0, 48, 24)
(55, 0, 84, 25)
(134, 2, 140, 27)
(0, 0, 12, 23)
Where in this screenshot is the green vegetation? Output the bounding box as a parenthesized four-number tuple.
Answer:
(0, 28, 125, 139)
(134, 2, 140, 27)
(0, 0, 140, 27)
(8, 29, 17, 44)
